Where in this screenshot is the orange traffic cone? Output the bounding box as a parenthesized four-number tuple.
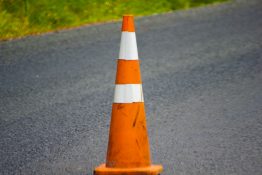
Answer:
(94, 15, 163, 175)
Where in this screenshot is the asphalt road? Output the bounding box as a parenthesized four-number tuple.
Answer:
(0, 0, 262, 174)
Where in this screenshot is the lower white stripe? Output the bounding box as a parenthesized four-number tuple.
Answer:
(114, 84, 144, 103)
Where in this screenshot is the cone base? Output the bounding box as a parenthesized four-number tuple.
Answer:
(94, 164, 163, 175)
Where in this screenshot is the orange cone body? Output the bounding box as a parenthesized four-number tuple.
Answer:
(94, 15, 163, 175)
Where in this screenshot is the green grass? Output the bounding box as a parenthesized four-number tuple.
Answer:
(0, 0, 227, 40)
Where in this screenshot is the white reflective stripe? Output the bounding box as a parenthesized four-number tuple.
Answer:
(119, 32, 139, 60)
(114, 84, 144, 103)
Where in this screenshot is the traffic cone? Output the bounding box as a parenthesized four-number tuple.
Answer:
(94, 15, 163, 175)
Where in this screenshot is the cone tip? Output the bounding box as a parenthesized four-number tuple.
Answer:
(122, 14, 135, 32)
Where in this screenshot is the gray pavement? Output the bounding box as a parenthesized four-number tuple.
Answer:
(0, 0, 262, 174)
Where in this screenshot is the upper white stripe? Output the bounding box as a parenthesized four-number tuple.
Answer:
(119, 32, 139, 60)
(114, 84, 144, 103)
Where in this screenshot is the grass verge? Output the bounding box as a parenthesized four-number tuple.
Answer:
(0, 0, 227, 40)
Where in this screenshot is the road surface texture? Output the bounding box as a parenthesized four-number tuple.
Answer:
(0, 0, 261, 174)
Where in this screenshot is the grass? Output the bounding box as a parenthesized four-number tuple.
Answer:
(0, 0, 227, 40)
